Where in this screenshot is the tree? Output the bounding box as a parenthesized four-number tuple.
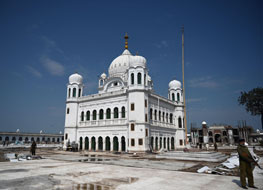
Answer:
(238, 87, 263, 130)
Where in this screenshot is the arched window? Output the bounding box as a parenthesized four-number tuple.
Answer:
(78, 89, 81, 97)
(92, 110, 97, 120)
(73, 88, 76, 97)
(86, 111, 90, 121)
(137, 73, 142, 84)
(99, 109, 104, 120)
(170, 113, 173, 124)
(172, 93, 175, 101)
(178, 117, 182, 128)
(159, 111, 161, 121)
(162, 112, 165, 122)
(144, 74, 146, 85)
(131, 73, 134, 85)
(114, 107, 119, 118)
(81, 111, 84, 121)
(177, 93, 180, 101)
(150, 108, 153, 120)
(106, 108, 111, 119)
(68, 88, 71, 98)
(154, 110, 157, 120)
(65, 133, 68, 140)
(166, 113, 168, 123)
(121, 106, 125, 118)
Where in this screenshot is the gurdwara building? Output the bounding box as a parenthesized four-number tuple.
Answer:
(64, 35, 186, 152)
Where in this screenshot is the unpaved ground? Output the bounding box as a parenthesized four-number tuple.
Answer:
(0, 148, 263, 190)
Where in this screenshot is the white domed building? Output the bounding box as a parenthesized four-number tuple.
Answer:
(64, 34, 186, 152)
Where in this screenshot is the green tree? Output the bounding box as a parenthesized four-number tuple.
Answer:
(238, 87, 263, 130)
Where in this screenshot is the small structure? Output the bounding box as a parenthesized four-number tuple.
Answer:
(0, 131, 63, 144)
(190, 122, 256, 147)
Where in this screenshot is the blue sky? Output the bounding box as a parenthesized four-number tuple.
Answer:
(0, 0, 262, 133)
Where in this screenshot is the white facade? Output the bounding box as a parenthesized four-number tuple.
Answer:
(64, 42, 186, 152)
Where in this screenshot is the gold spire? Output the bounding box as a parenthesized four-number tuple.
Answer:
(124, 32, 129, 49)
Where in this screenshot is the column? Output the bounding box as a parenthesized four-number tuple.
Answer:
(103, 140, 106, 151)
(111, 137, 114, 151)
(95, 138, 98, 151)
(89, 138, 92, 151)
(119, 138, 122, 152)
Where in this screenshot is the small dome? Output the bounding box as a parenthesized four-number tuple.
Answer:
(202, 121, 207, 125)
(69, 73, 83, 84)
(130, 55, 147, 68)
(101, 73, 107, 79)
(169, 79, 181, 89)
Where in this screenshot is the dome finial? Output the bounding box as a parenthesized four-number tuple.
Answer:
(124, 32, 129, 49)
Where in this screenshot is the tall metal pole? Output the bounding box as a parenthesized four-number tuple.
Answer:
(182, 25, 188, 144)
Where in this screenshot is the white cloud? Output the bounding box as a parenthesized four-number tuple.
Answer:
(41, 36, 64, 54)
(189, 76, 219, 88)
(41, 57, 65, 76)
(26, 65, 42, 78)
(154, 40, 168, 48)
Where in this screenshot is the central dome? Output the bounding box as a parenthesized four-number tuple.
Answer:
(108, 49, 147, 77)
(108, 49, 132, 77)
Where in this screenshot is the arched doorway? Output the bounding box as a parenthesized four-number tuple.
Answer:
(36, 137, 40, 142)
(150, 137, 154, 150)
(209, 138, 213, 143)
(5, 136, 9, 141)
(155, 137, 158, 150)
(121, 136, 125, 152)
(85, 137, 89, 150)
(113, 136, 118, 151)
(159, 137, 162, 149)
(12, 137, 16, 142)
(215, 134, 221, 143)
(164, 138, 166, 149)
(25, 137, 28, 143)
(98, 137, 103, 151)
(91, 137, 96, 151)
(31, 137, 34, 142)
(79, 137, 83, 150)
(105, 137, 110, 151)
(171, 137, 175, 150)
(167, 138, 170, 150)
(19, 137, 23, 141)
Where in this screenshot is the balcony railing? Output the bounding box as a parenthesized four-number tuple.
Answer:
(79, 118, 127, 127)
(149, 120, 174, 128)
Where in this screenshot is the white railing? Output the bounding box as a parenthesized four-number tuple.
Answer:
(79, 118, 127, 127)
(150, 120, 174, 128)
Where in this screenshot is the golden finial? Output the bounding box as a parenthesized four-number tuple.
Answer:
(124, 32, 129, 49)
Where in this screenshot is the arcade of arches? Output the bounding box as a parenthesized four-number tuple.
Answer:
(78, 136, 176, 151)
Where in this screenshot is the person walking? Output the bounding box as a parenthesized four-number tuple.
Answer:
(214, 142, 218, 152)
(31, 140, 37, 156)
(237, 139, 258, 189)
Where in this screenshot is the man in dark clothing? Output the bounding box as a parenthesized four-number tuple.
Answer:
(237, 139, 258, 189)
(214, 142, 218, 152)
(31, 141, 37, 155)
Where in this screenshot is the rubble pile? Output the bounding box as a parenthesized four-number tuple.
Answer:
(4, 153, 42, 162)
(197, 155, 240, 176)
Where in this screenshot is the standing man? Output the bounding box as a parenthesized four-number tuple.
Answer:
(214, 142, 218, 152)
(237, 139, 258, 189)
(31, 140, 37, 156)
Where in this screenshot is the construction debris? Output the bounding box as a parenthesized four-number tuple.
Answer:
(197, 155, 240, 176)
(4, 153, 42, 162)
